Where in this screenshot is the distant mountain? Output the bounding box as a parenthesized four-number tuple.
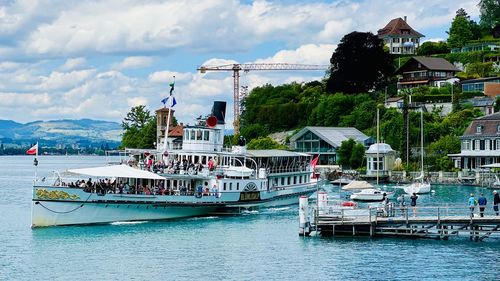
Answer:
(0, 118, 122, 144)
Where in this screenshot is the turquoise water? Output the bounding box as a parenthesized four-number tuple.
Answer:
(1, 156, 499, 281)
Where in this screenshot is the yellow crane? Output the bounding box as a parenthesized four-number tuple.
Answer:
(197, 63, 329, 135)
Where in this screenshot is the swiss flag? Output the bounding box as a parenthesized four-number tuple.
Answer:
(26, 143, 38, 155)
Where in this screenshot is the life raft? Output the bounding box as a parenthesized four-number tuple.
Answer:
(341, 201, 357, 207)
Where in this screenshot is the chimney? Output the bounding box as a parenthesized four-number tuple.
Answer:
(403, 16, 407, 22)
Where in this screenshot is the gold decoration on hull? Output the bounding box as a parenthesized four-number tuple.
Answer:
(35, 189, 80, 200)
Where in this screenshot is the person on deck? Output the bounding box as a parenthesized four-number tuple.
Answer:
(410, 193, 418, 217)
(493, 190, 499, 216)
(468, 193, 477, 217)
(478, 193, 487, 217)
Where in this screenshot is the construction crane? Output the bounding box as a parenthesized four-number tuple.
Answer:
(197, 63, 329, 135)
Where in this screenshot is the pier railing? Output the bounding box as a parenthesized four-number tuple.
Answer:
(309, 198, 498, 226)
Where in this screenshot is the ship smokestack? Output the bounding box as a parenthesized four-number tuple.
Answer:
(211, 101, 226, 125)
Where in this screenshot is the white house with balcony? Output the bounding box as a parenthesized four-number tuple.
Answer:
(449, 113, 500, 170)
(377, 16, 424, 55)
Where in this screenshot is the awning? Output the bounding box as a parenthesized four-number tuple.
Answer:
(67, 164, 164, 180)
(481, 163, 500, 168)
(398, 80, 429, 85)
(342, 180, 374, 190)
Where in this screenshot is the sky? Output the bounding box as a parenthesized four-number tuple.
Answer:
(0, 0, 480, 128)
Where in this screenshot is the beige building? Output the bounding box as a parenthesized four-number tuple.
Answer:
(378, 16, 424, 55)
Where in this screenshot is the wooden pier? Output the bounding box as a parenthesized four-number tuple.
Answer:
(299, 194, 500, 241)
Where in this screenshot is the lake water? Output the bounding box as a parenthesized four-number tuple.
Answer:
(0, 156, 499, 280)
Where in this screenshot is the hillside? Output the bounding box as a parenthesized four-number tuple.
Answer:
(0, 119, 122, 144)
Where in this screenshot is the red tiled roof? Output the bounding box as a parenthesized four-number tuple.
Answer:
(168, 125, 183, 137)
(378, 17, 424, 38)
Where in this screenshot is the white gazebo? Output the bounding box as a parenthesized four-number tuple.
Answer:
(365, 143, 397, 176)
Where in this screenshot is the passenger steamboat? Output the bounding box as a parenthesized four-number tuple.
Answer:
(31, 101, 319, 227)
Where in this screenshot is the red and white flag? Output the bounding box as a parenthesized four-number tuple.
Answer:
(311, 155, 319, 170)
(26, 143, 38, 155)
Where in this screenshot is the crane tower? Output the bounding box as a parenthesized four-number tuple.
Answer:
(197, 63, 329, 135)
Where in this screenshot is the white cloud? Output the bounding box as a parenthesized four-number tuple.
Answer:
(60, 58, 87, 71)
(127, 97, 149, 108)
(36, 69, 96, 91)
(148, 71, 192, 84)
(113, 56, 153, 70)
(255, 44, 335, 65)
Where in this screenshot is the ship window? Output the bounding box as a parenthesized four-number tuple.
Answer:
(293, 176, 297, 185)
(299, 176, 302, 184)
(190, 129, 195, 140)
(223, 182, 226, 191)
(204, 130, 209, 141)
(229, 182, 232, 190)
(281, 178, 284, 185)
(196, 130, 202, 140)
(236, 183, 239, 190)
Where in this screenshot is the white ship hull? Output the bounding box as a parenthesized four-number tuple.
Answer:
(32, 182, 317, 227)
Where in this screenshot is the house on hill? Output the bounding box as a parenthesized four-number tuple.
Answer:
(378, 16, 424, 55)
(449, 112, 500, 170)
(461, 77, 500, 98)
(396, 57, 459, 89)
(290, 127, 373, 165)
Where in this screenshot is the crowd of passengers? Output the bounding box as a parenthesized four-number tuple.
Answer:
(62, 178, 219, 197)
(131, 155, 218, 175)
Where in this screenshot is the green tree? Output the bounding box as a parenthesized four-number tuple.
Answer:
(121, 105, 156, 149)
(464, 62, 494, 78)
(337, 139, 366, 169)
(447, 9, 474, 49)
(326, 31, 394, 94)
(480, 0, 500, 30)
(349, 142, 366, 169)
(416, 41, 450, 56)
(247, 137, 287, 150)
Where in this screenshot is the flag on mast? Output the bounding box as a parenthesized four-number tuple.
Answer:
(26, 143, 38, 155)
(161, 78, 177, 107)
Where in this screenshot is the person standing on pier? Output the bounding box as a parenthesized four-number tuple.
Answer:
(493, 190, 499, 216)
(410, 193, 418, 217)
(468, 193, 477, 217)
(478, 193, 487, 217)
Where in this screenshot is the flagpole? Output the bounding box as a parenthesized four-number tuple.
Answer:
(162, 76, 175, 152)
(34, 142, 38, 181)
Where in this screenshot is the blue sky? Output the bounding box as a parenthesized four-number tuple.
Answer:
(0, 0, 480, 128)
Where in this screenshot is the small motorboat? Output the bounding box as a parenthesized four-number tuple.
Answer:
(350, 188, 394, 202)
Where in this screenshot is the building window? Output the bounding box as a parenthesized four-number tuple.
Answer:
(475, 139, 480, 150)
(477, 125, 482, 134)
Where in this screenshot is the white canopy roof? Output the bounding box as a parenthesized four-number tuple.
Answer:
(67, 164, 164, 180)
(342, 180, 374, 190)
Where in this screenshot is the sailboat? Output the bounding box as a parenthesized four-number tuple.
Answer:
(404, 107, 431, 194)
(350, 108, 395, 201)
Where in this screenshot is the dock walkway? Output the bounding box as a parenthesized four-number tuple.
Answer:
(299, 195, 500, 241)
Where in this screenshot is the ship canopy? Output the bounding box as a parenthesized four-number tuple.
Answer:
(67, 164, 164, 180)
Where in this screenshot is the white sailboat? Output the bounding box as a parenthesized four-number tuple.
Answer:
(404, 107, 431, 194)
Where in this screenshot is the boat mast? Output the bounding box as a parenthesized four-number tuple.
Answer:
(420, 106, 424, 182)
(376, 107, 379, 186)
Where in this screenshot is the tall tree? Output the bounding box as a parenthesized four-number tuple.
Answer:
(479, 0, 500, 30)
(447, 9, 474, 49)
(121, 105, 156, 149)
(326, 31, 394, 94)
